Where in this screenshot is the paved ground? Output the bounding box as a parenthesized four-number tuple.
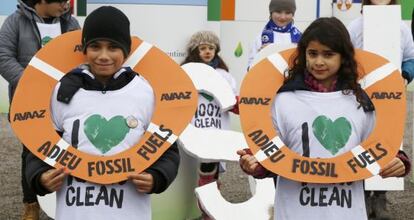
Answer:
(1, 93, 413, 220)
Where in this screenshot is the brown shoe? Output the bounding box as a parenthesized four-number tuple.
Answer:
(22, 202, 40, 220)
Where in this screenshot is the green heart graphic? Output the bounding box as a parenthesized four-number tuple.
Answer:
(84, 115, 130, 154)
(41, 36, 53, 46)
(312, 115, 352, 155)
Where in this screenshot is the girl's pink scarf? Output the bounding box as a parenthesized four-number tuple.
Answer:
(304, 72, 337, 92)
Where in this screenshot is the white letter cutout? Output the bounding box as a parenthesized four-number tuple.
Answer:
(180, 63, 275, 220)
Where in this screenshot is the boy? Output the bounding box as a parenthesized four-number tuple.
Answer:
(25, 6, 179, 220)
(247, 0, 301, 68)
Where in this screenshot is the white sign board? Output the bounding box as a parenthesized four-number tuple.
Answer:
(363, 5, 404, 191)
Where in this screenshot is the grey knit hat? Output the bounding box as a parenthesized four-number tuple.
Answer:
(269, 0, 296, 14)
(187, 31, 220, 52)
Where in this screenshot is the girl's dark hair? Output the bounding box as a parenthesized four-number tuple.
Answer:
(181, 47, 229, 72)
(362, 0, 397, 5)
(286, 17, 365, 106)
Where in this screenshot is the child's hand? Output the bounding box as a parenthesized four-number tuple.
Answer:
(129, 172, 154, 193)
(237, 149, 259, 175)
(40, 167, 67, 192)
(379, 157, 405, 178)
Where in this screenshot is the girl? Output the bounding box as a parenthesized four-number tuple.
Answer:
(247, 0, 302, 68)
(238, 17, 410, 220)
(25, 6, 179, 220)
(347, 0, 414, 84)
(182, 30, 238, 219)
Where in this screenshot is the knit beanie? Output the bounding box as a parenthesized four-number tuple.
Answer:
(269, 0, 296, 14)
(82, 6, 131, 57)
(21, 0, 36, 8)
(187, 31, 220, 53)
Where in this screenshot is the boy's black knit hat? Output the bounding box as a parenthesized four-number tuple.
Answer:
(82, 6, 131, 57)
(269, 0, 296, 14)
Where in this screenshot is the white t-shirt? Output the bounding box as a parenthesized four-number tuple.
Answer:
(190, 68, 237, 130)
(271, 91, 374, 220)
(51, 71, 155, 220)
(36, 22, 61, 47)
(347, 16, 414, 62)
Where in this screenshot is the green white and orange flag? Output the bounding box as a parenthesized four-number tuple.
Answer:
(70, 0, 87, 16)
(400, 0, 414, 20)
(208, 0, 235, 21)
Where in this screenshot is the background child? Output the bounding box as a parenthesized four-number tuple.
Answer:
(25, 6, 179, 220)
(347, 0, 414, 84)
(238, 17, 410, 220)
(182, 30, 238, 219)
(0, 1, 79, 218)
(247, 0, 302, 69)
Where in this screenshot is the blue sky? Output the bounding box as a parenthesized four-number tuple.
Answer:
(0, 0, 207, 15)
(0, 0, 18, 15)
(88, 0, 206, 5)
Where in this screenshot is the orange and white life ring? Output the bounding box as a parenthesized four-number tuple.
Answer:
(10, 30, 197, 184)
(239, 48, 406, 183)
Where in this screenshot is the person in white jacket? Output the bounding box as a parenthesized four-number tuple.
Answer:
(347, 1, 414, 219)
(347, 0, 414, 84)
